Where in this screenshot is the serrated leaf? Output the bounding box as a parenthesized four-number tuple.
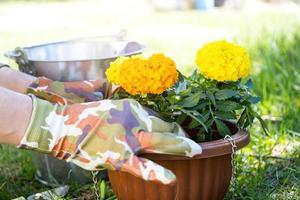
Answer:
(183, 92, 205, 108)
(188, 119, 201, 129)
(181, 109, 208, 132)
(206, 91, 216, 106)
(215, 89, 238, 100)
(204, 118, 214, 128)
(215, 111, 236, 120)
(194, 102, 208, 110)
(187, 111, 210, 129)
(200, 111, 210, 122)
(215, 119, 231, 136)
(215, 100, 243, 111)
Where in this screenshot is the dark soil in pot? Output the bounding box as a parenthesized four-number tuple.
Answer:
(108, 123, 250, 200)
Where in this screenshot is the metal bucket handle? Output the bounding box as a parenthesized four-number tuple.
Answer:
(61, 29, 128, 44)
(23, 29, 128, 49)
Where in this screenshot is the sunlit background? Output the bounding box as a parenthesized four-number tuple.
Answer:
(1, 0, 299, 73)
(0, 0, 299, 199)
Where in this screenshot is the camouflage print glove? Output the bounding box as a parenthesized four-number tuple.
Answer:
(18, 96, 202, 184)
(27, 77, 112, 105)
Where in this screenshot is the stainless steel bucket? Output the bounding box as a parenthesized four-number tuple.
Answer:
(6, 33, 145, 186)
(6, 32, 145, 80)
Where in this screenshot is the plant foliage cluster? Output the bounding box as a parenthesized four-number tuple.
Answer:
(112, 70, 267, 142)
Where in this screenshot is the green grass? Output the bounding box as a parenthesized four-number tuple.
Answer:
(0, 0, 299, 199)
(224, 28, 300, 199)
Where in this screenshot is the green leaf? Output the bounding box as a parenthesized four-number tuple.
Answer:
(187, 111, 210, 129)
(204, 118, 214, 128)
(176, 113, 187, 124)
(244, 110, 254, 127)
(215, 111, 236, 120)
(238, 108, 247, 127)
(215, 89, 238, 100)
(206, 91, 216, 106)
(181, 109, 208, 132)
(183, 92, 205, 108)
(215, 100, 243, 111)
(200, 111, 210, 122)
(188, 119, 201, 129)
(252, 111, 269, 135)
(248, 96, 261, 104)
(245, 79, 254, 90)
(198, 132, 206, 142)
(166, 95, 180, 105)
(175, 80, 187, 94)
(100, 180, 106, 200)
(215, 119, 231, 136)
(179, 87, 192, 96)
(189, 69, 198, 80)
(194, 102, 208, 110)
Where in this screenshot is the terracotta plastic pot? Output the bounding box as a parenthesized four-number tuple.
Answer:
(108, 124, 250, 200)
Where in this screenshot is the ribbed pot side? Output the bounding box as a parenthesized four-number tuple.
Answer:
(108, 127, 250, 200)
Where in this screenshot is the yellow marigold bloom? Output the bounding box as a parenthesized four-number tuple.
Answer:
(106, 53, 178, 95)
(105, 56, 128, 85)
(195, 40, 251, 82)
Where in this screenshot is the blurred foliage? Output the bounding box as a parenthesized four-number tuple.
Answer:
(225, 27, 300, 200)
(250, 29, 300, 133)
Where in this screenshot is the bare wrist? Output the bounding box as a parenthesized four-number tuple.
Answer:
(0, 67, 36, 93)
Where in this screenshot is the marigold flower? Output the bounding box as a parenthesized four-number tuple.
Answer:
(195, 40, 251, 82)
(106, 53, 178, 95)
(105, 56, 128, 85)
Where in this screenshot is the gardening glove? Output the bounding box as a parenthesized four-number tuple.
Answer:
(27, 77, 113, 105)
(18, 96, 202, 185)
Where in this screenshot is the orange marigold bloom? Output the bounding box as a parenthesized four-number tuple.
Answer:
(106, 54, 178, 95)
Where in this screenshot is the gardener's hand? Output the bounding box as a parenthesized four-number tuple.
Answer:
(18, 96, 202, 185)
(0, 67, 112, 102)
(27, 76, 112, 104)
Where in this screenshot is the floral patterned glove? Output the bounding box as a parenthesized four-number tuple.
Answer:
(19, 96, 202, 184)
(27, 77, 112, 105)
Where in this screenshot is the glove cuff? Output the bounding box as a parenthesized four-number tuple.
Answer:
(18, 95, 57, 154)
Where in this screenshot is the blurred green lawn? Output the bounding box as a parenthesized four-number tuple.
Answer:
(0, 0, 299, 199)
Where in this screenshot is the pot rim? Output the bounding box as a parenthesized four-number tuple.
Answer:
(24, 44, 146, 62)
(141, 126, 250, 161)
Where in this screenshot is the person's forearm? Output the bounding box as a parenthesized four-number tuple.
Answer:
(0, 87, 33, 145)
(0, 67, 36, 94)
